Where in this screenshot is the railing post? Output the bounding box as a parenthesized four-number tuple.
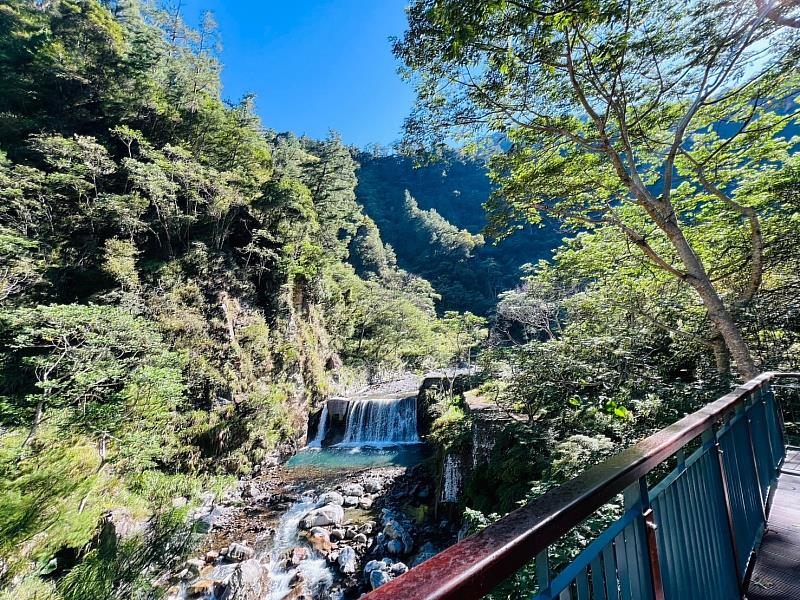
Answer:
(624, 477, 663, 600)
(704, 427, 744, 592)
(742, 397, 767, 523)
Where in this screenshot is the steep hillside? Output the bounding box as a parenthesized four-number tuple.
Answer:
(355, 151, 563, 315)
(0, 2, 456, 595)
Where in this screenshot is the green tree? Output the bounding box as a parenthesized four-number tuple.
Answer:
(395, 0, 800, 379)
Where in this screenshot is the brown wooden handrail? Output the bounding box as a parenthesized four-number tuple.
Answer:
(362, 372, 800, 600)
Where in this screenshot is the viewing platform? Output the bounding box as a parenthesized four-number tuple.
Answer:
(363, 372, 800, 600)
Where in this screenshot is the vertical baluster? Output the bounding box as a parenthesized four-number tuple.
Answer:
(622, 478, 658, 600)
(602, 545, 617, 600)
(536, 548, 551, 597)
(576, 569, 590, 600)
(591, 556, 606, 600)
(705, 426, 745, 594)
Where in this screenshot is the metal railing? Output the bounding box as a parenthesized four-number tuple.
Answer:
(363, 372, 798, 600)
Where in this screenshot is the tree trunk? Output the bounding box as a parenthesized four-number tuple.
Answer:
(22, 400, 44, 448)
(659, 219, 759, 380)
(711, 334, 731, 376)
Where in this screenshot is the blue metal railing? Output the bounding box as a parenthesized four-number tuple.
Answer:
(364, 372, 798, 600)
(532, 378, 786, 600)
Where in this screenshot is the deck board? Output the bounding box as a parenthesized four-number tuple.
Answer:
(747, 448, 800, 600)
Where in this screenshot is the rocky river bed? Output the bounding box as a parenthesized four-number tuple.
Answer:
(162, 447, 453, 600)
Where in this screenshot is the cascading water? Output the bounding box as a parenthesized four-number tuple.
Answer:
(264, 496, 333, 600)
(307, 403, 329, 448)
(338, 396, 420, 447)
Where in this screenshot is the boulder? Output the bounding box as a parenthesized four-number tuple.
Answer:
(317, 491, 344, 506)
(342, 483, 364, 497)
(386, 539, 403, 555)
(353, 533, 367, 545)
(227, 542, 255, 562)
(369, 568, 392, 590)
(412, 542, 438, 567)
(364, 559, 385, 575)
(307, 527, 334, 553)
(337, 546, 358, 574)
(359, 497, 374, 510)
(383, 519, 403, 539)
(220, 559, 268, 600)
(390, 562, 409, 576)
(363, 478, 384, 493)
(342, 495, 360, 507)
(329, 528, 345, 541)
(302, 504, 344, 528)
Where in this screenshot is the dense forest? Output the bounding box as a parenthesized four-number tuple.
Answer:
(0, 2, 472, 597)
(355, 152, 562, 315)
(1, 0, 799, 599)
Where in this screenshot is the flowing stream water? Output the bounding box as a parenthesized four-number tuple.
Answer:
(263, 496, 333, 600)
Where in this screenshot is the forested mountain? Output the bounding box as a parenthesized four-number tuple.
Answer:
(1, 1, 799, 599)
(356, 152, 563, 315)
(0, 2, 466, 596)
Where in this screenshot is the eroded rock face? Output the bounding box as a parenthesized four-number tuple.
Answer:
(220, 559, 268, 600)
(301, 504, 344, 529)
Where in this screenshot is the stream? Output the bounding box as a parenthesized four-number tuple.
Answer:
(167, 391, 446, 600)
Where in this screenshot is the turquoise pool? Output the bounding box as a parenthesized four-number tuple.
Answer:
(285, 444, 429, 470)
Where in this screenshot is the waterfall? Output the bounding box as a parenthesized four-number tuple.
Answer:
(338, 396, 420, 447)
(440, 453, 463, 503)
(307, 403, 329, 448)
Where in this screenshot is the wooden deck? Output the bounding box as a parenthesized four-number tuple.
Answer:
(747, 448, 800, 600)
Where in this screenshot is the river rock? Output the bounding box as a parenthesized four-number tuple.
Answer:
(185, 558, 206, 575)
(364, 560, 384, 575)
(369, 568, 392, 590)
(390, 562, 409, 576)
(307, 527, 334, 553)
(359, 522, 376, 534)
(343, 495, 360, 507)
(342, 483, 364, 497)
(386, 539, 403, 555)
(290, 547, 309, 565)
(318, 491, 344, 506)
(412, 542, 438, 567)
(302, 504, 344, 528)
(359, 497, 373, 509)
(227, 542, 255, 562)
(363, 478, 384, 493)
(188, 580, 216, 596)
(337, 546, 358, 574)
(220, 559, 268, 600)
(353, 533, 367, 544)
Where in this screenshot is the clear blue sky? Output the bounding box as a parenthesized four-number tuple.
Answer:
(178, 0, 414, 148)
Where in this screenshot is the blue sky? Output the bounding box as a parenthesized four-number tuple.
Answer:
(178, 0, 414, 148)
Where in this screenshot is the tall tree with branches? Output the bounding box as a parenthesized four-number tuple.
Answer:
(395, 0, 800, 379)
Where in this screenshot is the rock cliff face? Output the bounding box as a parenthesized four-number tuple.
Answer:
(434, 390, 523, 511)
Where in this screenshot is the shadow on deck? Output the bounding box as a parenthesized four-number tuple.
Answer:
(747, 448, 800, 600)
